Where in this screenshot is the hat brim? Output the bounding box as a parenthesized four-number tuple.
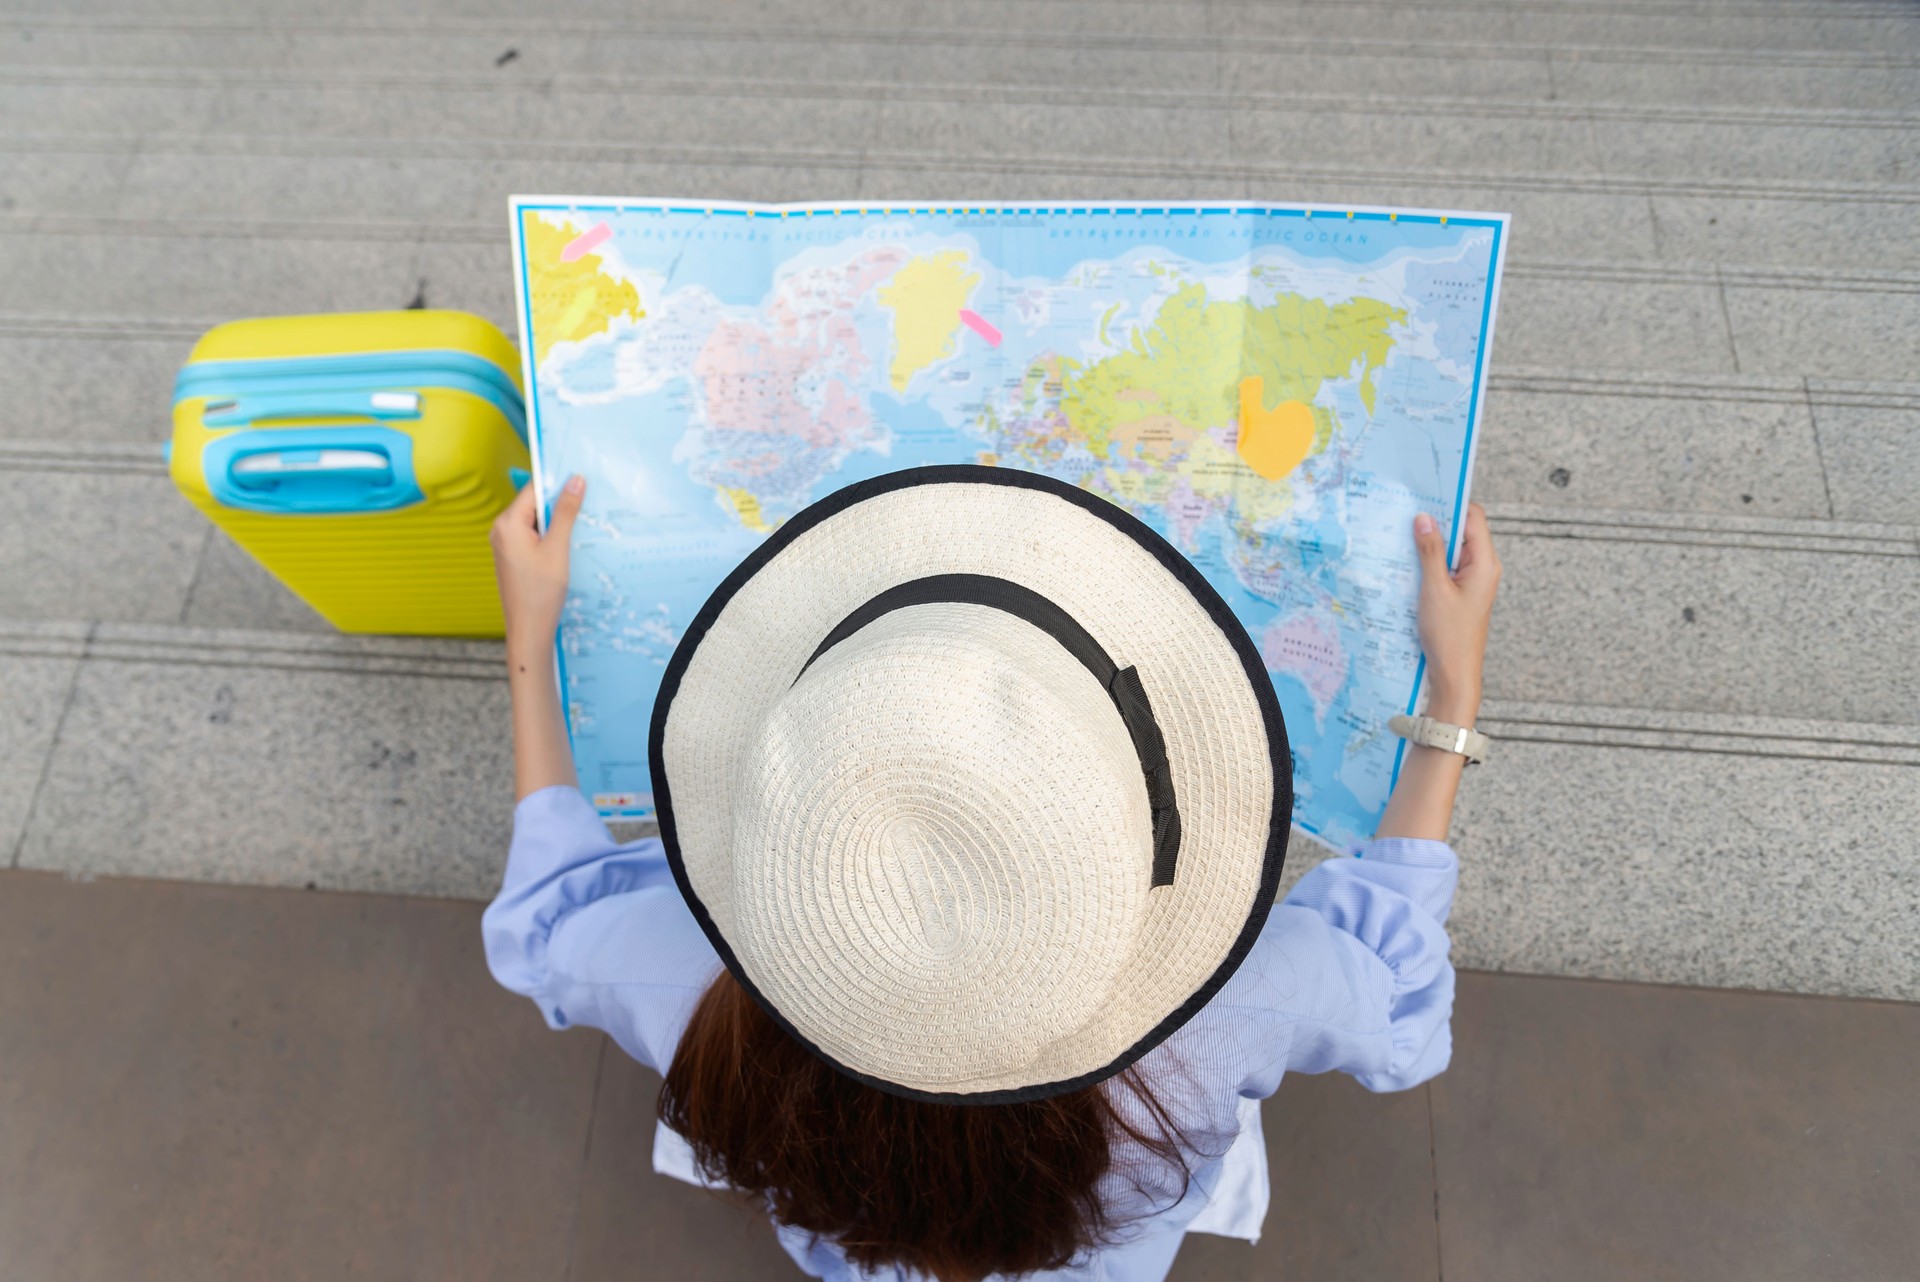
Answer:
(650, 465, 1291, 1103)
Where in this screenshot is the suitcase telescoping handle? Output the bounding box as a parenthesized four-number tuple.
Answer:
(201, 426, 426, 514)
(201, 389, 422, 427)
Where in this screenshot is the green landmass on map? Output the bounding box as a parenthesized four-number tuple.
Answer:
(1058, 284, 1403, 461)
(991, 284, 1404, 526)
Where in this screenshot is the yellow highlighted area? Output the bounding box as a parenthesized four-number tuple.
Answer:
(1236, 378, 1317, 481)
(720, 487, 775, 534)
(554, 284, 604, 345)
(522, 213, 644, 365)
(876, 251, 980, 393)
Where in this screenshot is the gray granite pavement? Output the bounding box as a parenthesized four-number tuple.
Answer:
(7, 625, 512, 898)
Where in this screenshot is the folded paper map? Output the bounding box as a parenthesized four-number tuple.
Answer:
(510, 198, 1508, 852)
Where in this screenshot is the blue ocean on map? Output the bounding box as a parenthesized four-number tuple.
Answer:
(513, 200, 1507, 852)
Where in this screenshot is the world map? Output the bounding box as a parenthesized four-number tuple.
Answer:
(511, 199, 1507, 853)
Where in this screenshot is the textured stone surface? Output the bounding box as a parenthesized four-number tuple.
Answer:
(0, 28, 1229, 93)
(13, 78, 1911, 224)
(0, 79, 888, 152)
(0, 631, 83, 862)
(1593, 116, 1920, 186)
(1726, 278, 1920, 381)
(0, 469, 206, 624)
(857, 168, 1250, 204)
(1491, 270, 1738, 374)
(3, 5, 1912, 84)
(0, 79, 1684, 189)
(1646, 194, 1920, 273)
(0, 330, 194, 443)
(16, 146, 1913, 272)
(1476, 697, 1920, 767)
(15, 629, 514, 897)
(1808, 383, 1920, 525)
(1497, 10, 1920, 53)
(1229, 106, 1595, 176)
(0, 150, 863, 228)
(1450, 738, 1920, 1002)
(1223, 46, 1552, 101)
(1474, 374, 1829, 518)
(1548, 59, 1920, 113)
(866, 97, 1235, 167)
(181, 531, 336, 634)
(1484, 532, 1919, 726)
(23, 140, 1920, 271)
(0, 233, 487, 324)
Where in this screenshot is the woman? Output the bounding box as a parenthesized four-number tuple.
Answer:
(485, 466, 1499, 1281)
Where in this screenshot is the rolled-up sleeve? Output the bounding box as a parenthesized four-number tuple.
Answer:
(481, 786, 719, 1069)
(1271, 837, 1459, 1092)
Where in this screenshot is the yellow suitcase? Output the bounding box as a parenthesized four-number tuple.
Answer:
(169, 310, 528, 637)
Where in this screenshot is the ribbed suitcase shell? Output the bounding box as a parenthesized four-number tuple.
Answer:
(169, 311, 528, 637)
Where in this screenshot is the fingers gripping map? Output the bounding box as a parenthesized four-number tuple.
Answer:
(510, 199, 1507, 852)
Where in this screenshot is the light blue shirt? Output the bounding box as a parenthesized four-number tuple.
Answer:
(485, 785, 1459, 1282)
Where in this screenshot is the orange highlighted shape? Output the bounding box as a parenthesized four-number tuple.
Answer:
(1236, 378, 1316, 481)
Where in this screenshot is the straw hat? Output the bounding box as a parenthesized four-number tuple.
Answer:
(651, 466, 1290, 1103)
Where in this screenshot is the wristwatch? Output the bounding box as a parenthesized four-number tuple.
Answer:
(1388, 713, 1491, 765)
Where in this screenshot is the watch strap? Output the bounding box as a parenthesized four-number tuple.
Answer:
(1388, 713, 1491, 764)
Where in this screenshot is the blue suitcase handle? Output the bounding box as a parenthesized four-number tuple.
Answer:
(201, 389, 423, 428)
(202, 426, 424, 514)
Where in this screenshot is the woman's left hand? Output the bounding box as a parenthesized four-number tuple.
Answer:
(491, 474, 584, 649)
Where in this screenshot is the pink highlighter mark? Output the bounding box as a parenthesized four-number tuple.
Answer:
(560, 222, 613, 262)
(958, 308, 1002, 347)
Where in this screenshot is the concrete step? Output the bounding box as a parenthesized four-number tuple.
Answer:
(4, 72, 1917, 188)
(1449, 713, 1920, 1004)
(2, 229, 1915, 382)
(1477, 373, 1920, 527)
(1483, 506, 1918, 726)
(0, 620, 510, 899)
(4, 7, 1918, 100)
(7, 140, 1915, 275)
(6, 617, 1914, 1002)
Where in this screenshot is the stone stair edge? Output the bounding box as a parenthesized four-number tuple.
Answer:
(1482, 506, 1919, 555)
(0, 145, 1912, 209)
(1480, 701, 1920, 767)
(7, 61, 1920, 129)
(0, 616, 503, 673)
(2, 7, 1916, 62)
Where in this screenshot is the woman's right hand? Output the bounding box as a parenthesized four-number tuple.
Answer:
(1412, 502, 1500, 724)
(491, 474, 584, 652)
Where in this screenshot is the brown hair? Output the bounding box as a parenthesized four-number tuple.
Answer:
(659, 971, 1198, 1282)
